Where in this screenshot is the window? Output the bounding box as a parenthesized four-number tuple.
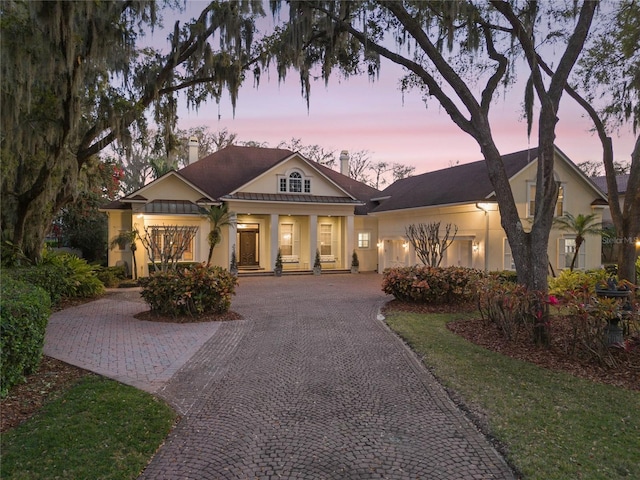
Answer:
(559, 237, 585, 270)
(150, 227, 195, 262)
(503, 238, 516, 271)
(556, 184, 564, 217)
(289, 172, 302, 192)
(358, 232, 371, 249)
(278, 170, 311, 193)
(527, 183, 565, 217)
(280, 223, 293, 256)
(320, 224, 332, 255)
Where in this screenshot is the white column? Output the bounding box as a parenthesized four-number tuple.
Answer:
(345, 215, 354, 269)
(309, 214, 318, 267)
(270, 214, 279, 271)
(228, 213, 237, 269)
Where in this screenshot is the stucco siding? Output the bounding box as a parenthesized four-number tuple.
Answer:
(242, 155, 347, 197)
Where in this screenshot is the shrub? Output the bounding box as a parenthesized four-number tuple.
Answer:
(488, 270, 518, 284)
(476, 276, 559, 344)
(13, 264, 69, 305)
(351, 250, 359, 267)
(548, 268, 608, 297)
(95, 265, 126, 287)
(477, 276, 533, 340)
(139, 264, 238, 317)
(1, 274, 51, 397)
(382, 266, 482, 304)
(14, 252, 104, 304)
(558, 284, 638, 367)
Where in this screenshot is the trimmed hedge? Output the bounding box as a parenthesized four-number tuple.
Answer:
(1, 274, 51, 397)
(382, 266, 482, 304)
(139, 264, 238, 317)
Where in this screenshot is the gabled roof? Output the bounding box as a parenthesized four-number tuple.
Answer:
(103, 145, 380, 213)
(592, 174, 629, 195)
(372, 148, 538, 213)
(179, 145, 380, 213)
(179, 145, 294, 199)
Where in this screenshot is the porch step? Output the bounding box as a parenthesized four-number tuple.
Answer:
(237, 269, 351, 277)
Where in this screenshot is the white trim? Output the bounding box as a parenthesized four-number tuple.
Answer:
(227, 153, 359, 200)
(123, 171, 215, 203)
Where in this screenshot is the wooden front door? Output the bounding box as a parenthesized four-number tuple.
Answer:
(238, 230, 259, 267)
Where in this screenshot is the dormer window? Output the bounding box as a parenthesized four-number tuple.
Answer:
(279, 170, 311, 193)
(526, 176, 565, 218)
(289, 171, 302, 192)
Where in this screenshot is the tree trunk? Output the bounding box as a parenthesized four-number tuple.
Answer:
(617, 137, 640, 282)
(617, 241, 637, 283)
(570, 236, 584, 272)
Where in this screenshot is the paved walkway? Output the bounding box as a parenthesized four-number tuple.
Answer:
(45, 274, 514, 479)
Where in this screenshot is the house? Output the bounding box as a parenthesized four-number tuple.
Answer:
(103, 144, 609, 277)
(102, 145, 381, 277)
(370, 146, 608, 273)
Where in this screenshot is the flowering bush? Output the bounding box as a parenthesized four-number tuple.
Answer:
(560, 287, 639, 367)
(476, 276, 558, 344)
(139, 264, 238, 317)
(382, 266, 482, 304)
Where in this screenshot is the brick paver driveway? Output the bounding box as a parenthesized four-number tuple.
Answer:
(141, 274, 514, 479)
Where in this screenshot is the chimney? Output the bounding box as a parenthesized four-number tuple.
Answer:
(188, 136, 199, 165)
(340, 150, 350, 177)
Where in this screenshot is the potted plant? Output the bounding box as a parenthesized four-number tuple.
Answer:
(230, 245, 238, 276)
(274, 249, 283, 277)
(313, 249, 322, 275)
(351, 250, 359, 274)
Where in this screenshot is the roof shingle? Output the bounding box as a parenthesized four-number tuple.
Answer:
(372, 148, 538, 213)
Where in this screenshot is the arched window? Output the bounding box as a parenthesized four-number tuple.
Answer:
(279, 170, 311, 193)
(289, 171, 302, 192)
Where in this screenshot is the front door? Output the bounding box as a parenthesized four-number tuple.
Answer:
(238, 230, 259, 267)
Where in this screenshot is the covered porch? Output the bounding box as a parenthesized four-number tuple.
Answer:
(228, 207, 357, 273)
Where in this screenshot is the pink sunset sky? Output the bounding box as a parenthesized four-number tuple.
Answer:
(158, 5, 637, 175)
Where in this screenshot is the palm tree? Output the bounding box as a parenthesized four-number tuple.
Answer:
(202, 204, 233, 266)
(109, 228, 140, 279)
(554, 212, 602, 271)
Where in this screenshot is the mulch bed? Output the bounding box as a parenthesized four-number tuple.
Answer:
(385, 299, 640, 392)
(1, 357, 92, 433)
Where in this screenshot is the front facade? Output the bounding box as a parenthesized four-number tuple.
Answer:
(371, 147, 608, 274)
(104, 145, 608, 277)
(103, 146, 380, 277)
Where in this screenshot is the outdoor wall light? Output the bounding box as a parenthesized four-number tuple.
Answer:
(472, 242, 479, 253)
(403, 242, 409, 249)
(475, 202, 495, 212)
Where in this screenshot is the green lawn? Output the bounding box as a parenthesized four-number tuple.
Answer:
(1, 376, 176, 480)
(385, 310, 640, 480)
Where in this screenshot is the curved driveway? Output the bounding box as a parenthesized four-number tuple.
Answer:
(46, 273, 514, 479)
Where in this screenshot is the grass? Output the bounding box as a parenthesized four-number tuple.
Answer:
(385, 311, 640, 480)
(1, 376, 176, 480)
